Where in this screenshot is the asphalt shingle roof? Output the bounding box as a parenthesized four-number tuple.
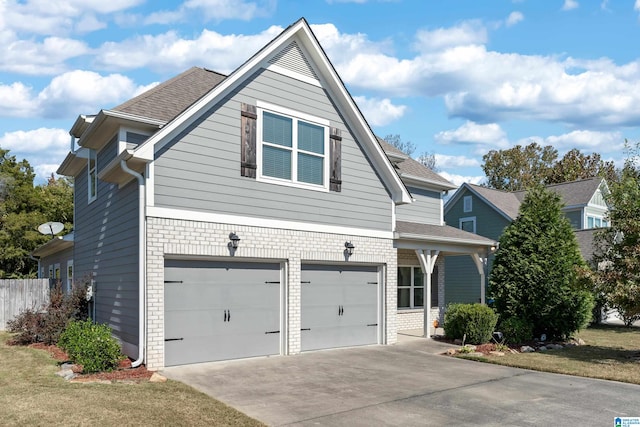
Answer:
(396, 221, 496, 246)
(377, 138, 455, 188)
(467, 184, 521, 220)
(112, 67, 227, 123)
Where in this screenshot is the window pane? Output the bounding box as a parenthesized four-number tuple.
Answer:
(298, 121, 324, 154)
(297, 153, 323, 185)
(588, 217, 594, 228)
(414, 287, 424, 307)
(461, 220, 474, 233)
(263, 112, 292, 147)
(595, 218, 601, 227)
(398, 288, 410, 308)
(398, 267, 411, 287)
(263, 145, 291, 179)
(413, 268, 424, 288)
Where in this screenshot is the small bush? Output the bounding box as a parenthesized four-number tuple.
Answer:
(8, 281, 89, 345)
(498, 317, 534, 344)
(443, 303, 498, 344)
(58, 320, 124, 373)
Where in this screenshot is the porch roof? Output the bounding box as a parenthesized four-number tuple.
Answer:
(394, 221, 497, 255)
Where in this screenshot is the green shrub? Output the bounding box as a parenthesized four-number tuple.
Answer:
(8, 281, 89, 345)
(498, 317, 534, 344)
(443, 303, 498, 344)
(58, 320, 124, 373)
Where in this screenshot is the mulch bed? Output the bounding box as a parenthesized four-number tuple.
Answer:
(28, 343, 154, 382)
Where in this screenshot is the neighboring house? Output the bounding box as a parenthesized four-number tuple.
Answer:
(443, 177, 609, 305)
(34, 18, 495, 370)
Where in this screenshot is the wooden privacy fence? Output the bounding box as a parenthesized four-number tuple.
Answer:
(0, 279, 50, 331)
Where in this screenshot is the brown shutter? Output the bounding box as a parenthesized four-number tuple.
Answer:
(329, 127, 342, 192)
(240, 103, 257, 178)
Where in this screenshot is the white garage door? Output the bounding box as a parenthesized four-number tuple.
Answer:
(301, 264, 380, 351)
(164, 259, 281, 366)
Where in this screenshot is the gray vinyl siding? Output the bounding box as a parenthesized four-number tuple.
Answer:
(73, 165, 139, 351)
(154, 68, 392, 231)
(444, 189, 510, 304)
(396, 187, 441, 225)
(98, 135, 118, 170)
(563, 209, 582, 229)
(126, 132, 148, 149)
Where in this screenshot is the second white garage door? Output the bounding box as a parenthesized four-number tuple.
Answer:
(301, 264, 380, 351)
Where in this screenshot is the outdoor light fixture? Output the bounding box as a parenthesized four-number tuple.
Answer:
(344, 241, 355, 256)
(229, 232, 241, 249)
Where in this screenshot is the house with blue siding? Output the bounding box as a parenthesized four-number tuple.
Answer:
(443, 177, 609, 305)
(37, 19, 496, 370)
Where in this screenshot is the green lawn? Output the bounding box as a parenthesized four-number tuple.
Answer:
(0, 333, 265, 427)
(463, 324, 640, 385)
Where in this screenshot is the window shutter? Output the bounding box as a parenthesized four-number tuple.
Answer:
(240, 103, 257, 178)
(329, 127, 342, 192)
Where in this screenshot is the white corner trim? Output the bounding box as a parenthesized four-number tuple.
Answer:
(146, 206, 394, 239)
(146, 162, 154, 207)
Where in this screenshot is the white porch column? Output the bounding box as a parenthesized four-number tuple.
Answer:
(470, 253, 486, 304)
(416, 249, 439, 339)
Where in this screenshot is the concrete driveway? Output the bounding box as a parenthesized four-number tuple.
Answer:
(162, 338, 640, 426)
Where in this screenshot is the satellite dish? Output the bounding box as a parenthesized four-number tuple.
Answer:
(38, 222, 64, 236)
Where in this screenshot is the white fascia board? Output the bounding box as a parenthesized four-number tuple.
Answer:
(400, 173, 458, 191)
(147, 206, 394, 239)
(394, 232, 497, 248)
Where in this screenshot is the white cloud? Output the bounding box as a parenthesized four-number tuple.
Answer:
(438, 171, 485, 187)
(434, 154, 480, 168)
(506, 11, 524, 27)
(0, 0, 143, 36)
(0, 128, 70, 181)
(562, 0, 579, 11)
(543, 130, 624, 153)
(434, 121, 509, 148)
(636, 0, 640, 11)
(0, 33, 90, 75)
(353, 96, 406, 126)
(414, 20, 487, 52)
(0, 71, 148, 119)
(132, 0, 275, 25)
(94, 26, 284, 73)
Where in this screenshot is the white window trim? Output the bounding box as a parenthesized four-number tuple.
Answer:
(463, 195, 472, 213)
(88, 149, 97, 203)
(587, 214, 607, 229)
(66, 260, 73, 294)
(459, 216, 476, 234)
(397, 265, 425, 310)
(256, 101, 330, 192)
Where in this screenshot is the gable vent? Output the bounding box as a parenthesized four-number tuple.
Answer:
(268, 40, 319, 81)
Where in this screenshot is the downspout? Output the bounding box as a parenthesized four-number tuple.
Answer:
(120, 159, 146, 368)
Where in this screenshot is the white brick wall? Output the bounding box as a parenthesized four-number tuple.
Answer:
(145, 217, 396, 370)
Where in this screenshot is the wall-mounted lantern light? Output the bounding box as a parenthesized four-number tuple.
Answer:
(344, 241, 355, 257)
(229, 232, 241, 249)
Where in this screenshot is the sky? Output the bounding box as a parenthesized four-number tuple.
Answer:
(1, 0, 640, 187)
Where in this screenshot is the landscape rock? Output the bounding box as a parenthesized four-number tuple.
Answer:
(547, 344, 563, 350)
(520, 346, 535, 353)
(538, 346, 548, 352)
(489, 351, 505, 357)
(445, 349, 457, 356)
(56, 368, 76, 381)
(150, 373, 167, 383)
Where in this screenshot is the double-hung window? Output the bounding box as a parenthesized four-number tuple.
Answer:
(258, 103, 329, 190)
(398, 266, 439, 309)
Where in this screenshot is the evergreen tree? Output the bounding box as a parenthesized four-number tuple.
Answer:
(489, 186, 593, 340)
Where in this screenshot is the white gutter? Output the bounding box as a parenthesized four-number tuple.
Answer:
(120, 159, 146, 368)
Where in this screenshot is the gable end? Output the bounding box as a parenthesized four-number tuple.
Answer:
(268, 40, 319, 82)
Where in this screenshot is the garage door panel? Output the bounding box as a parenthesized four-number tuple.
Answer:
(301, 264, 380, 352)
(164, 260, 281, 366)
